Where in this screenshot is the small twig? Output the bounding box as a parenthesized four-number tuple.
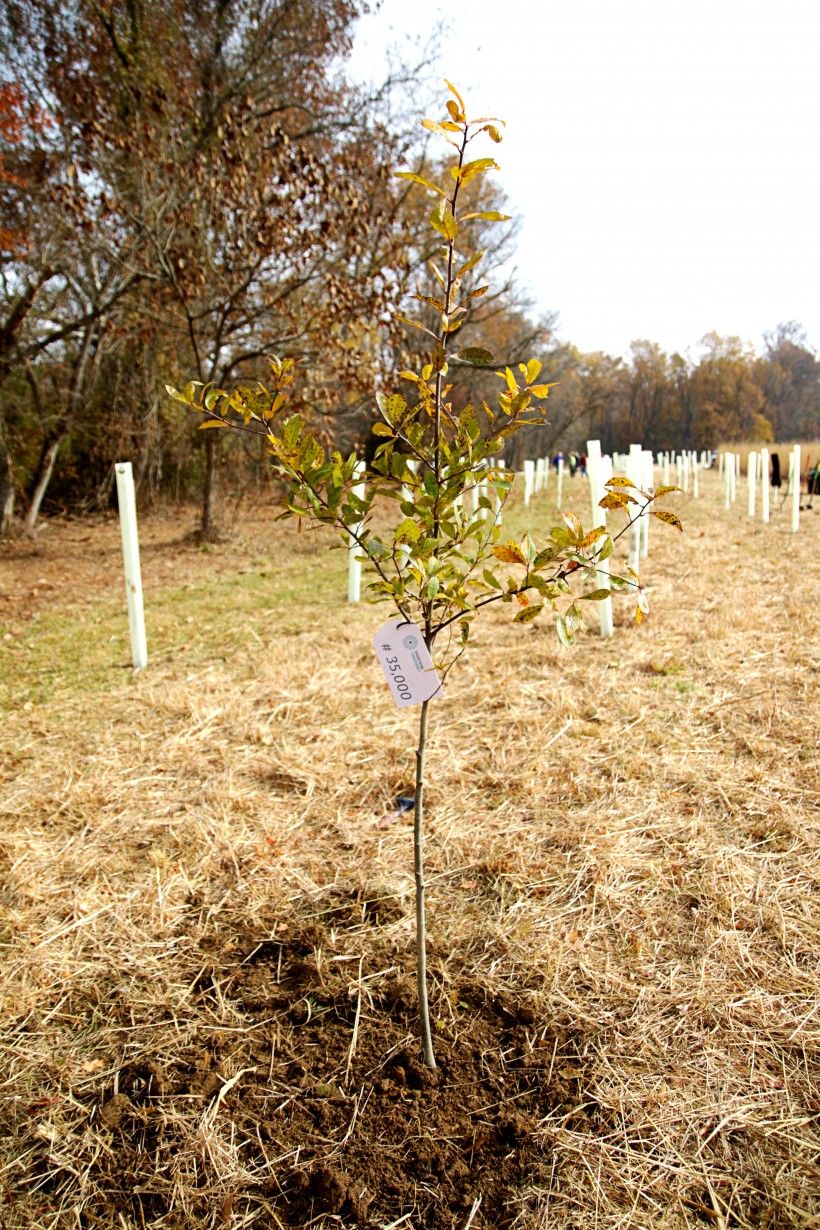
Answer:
(345, 957, 364, 1085)
(201, 1067, 257, 1127)
(462, 1195, 482, 1229)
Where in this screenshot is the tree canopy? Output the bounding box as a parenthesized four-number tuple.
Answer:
(0, 1, 817, 534)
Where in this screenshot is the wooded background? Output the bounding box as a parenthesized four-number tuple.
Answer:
(1, 0, 818, 536)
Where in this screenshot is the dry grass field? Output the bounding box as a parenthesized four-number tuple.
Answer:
(717, 440, 820, 478)
(1, 468, 818, 1230)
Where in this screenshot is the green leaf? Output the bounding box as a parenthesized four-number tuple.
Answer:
(458, 347, 496, 367)
(531, 547, 558, 571)
(556, 616, 573, 648)
(565, 603, 582, 632)
(482, 569, 502, 590)
(579, 589, 613, 601)
(427, 576, 440, 599)
(283, 414, 303, 446)
(514, 603, 544, 623)
(596, 536, 614, 562)
(395, 518, 421, 544)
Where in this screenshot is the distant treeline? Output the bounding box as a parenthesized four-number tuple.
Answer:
(1, 1, 818, 535)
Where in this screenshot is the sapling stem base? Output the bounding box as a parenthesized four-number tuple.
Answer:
(414, 696, 436, 1068)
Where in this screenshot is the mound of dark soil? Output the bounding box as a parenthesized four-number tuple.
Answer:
(75, 917, 600, 1229)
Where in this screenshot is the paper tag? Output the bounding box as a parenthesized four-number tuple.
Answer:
(372, 619, 444, 708)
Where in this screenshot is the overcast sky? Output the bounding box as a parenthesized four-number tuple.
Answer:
(347, 0, 820, 360)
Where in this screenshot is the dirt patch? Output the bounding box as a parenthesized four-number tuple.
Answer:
(80, 919, 585, 1229)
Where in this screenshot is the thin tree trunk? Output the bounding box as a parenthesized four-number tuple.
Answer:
(20, 323, 99, 533)
(201, 432, 218, 536)
(413, 697, 436, 1068)
(0, 439, 14, 534)
(23, 435, 62, 534)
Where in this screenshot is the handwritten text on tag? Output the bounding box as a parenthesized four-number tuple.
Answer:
(372, 619, 444, 708)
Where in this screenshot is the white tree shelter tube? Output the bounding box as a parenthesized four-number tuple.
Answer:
(115, 462, 148, 670)
(586, 439, 613, 638)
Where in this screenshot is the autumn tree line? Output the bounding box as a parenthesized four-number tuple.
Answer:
(1, 0, 818, 537)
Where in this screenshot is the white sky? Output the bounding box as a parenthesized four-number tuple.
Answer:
(347, 0, 820, 360)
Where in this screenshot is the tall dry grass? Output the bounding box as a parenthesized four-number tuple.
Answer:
(717, 438, 820, 476)
(1, 469, 819, 1228)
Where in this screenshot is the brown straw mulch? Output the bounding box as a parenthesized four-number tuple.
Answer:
(1, 470, 819, 1228)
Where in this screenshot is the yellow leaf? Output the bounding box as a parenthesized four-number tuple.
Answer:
(421, 118, 461, 135)
(605, 476, 636, 488)
(445, 79, 466, 112)
(454, 157, 499, 186)
(394, 171, 445, 197)
(430, 198, 458, 241)
(525, 358, 542, 384)
(486, 125, 503, 143)
(493, 542, 528, 566)
(454, 249, 486, 280)
(562, 511, 583, 539)
(376, 392, 408, 423)
(580, 525, 607, 549)
(460, 210, 511, 222)
(529, 384, 553, 397)
(413, 293, 446, 311)
(198, 419, 228, 429)
(650, 509, 683, 531)
(600, 491, 637, 509)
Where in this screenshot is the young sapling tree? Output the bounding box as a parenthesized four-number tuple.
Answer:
(168, 84, 683, 1069)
